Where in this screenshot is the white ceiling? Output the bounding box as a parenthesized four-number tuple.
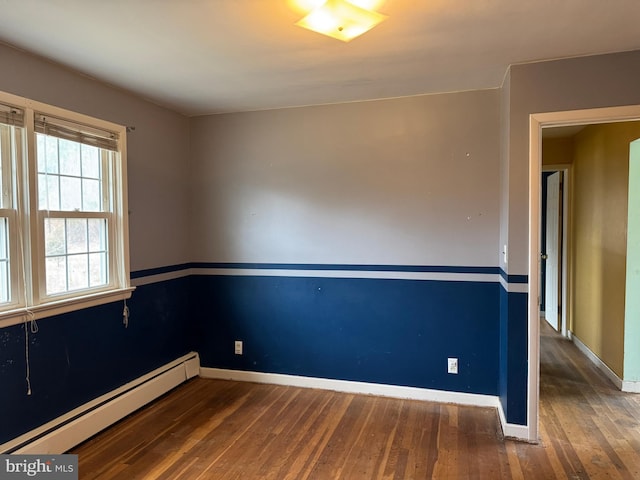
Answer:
(1, 0, 640, 116)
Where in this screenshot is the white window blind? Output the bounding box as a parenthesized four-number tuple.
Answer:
(0, 103, 24, 127)
(35, 113, 119, 152)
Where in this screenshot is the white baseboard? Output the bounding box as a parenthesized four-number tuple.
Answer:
(2, 352, 200, 455)
(496, 402, 533, 442)
(571, 333, 623, 390)
(621, 381, 640, 393)
(200, 367, 500, 408)
(571, 333, 640, 393)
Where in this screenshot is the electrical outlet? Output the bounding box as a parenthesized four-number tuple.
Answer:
(447, 357, 458, 374)
(234, 340, 243, 355)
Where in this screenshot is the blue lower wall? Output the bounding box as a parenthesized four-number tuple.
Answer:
(192, 275, 500, 396)
(2, 267, 531, 447)
(499, 286, 528, 425)
(499, 287, 509, 414)
(0, 277, 192, 447)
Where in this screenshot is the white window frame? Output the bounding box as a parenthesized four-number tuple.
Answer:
(0, 121, 23, 310)
(0, 90, 133, 328)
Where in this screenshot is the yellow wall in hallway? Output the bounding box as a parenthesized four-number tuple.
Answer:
(572, 122, 640, 377)
(542, 137, 574, 166)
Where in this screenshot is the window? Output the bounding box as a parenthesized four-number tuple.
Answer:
(0, 91, 132, 326)
(0, 102, 23, 310)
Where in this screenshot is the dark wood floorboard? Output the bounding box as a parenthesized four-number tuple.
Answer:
(71, 322, 640, 479)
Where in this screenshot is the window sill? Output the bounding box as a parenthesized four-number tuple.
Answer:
(0, 287, 136, 329)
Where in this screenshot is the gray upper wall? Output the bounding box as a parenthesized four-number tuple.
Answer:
(0, 43, 191, 272)
(499, 71, 511, 273)
(4, 37, 640, 274)
(505, 49, 640, 274)
(189, 90, 501, 267)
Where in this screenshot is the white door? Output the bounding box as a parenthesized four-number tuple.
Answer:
(545, 172, 561, 331)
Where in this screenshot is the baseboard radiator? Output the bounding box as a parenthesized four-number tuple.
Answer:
(1, 352, 200, 455)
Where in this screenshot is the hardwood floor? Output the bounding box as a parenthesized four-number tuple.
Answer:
(71, 324, 640, 479)
(534, 320, 640, 479)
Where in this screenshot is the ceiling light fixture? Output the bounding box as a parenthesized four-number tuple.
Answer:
(295, 0, 387, 42)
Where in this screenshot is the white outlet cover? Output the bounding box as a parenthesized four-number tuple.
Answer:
(447, 357, 458, 374)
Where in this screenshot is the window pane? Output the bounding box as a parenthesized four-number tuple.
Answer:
(37, 134, 109, 213)
(60, 176, 82, 211)
(44, 135, 59, 174)
(47, 175, 61, 210)
(0, 261, 8, 303)
(82, 178, 101, 211)
(88, 218, 106, 251)
(45, 217, 109, 295)
(0, 217, 7, 261)
(68, 254, 88, 291)
(46, 256, 67, 294)
(44, 218, 66, 256)
(0, 128, 5, 208)
(0, 218, 8, 303)
(36, 134, 46, 173)
(81, 145, 100, 179)
(38, 173, 47, 209)
(89, 252, 107, 287)
(59, 139, 81, 176)
(0, 124, 20, 211)
(66, 218, 87, 254)
(38, 174, 61, 211)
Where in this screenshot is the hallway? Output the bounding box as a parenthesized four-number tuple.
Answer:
(530, 320, 640, 478)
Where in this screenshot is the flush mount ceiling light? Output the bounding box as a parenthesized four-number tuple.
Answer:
(295, 0, 387, 42)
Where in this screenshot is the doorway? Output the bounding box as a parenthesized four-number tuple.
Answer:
(528, 105, 640, 441)
(540, 167, 568, 337)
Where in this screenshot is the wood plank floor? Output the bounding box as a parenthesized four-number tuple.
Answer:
(71, 323, 640, 479)
(534, 320, 640, 480)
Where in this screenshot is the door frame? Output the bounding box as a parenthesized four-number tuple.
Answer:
(528, 104, 640, 442)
